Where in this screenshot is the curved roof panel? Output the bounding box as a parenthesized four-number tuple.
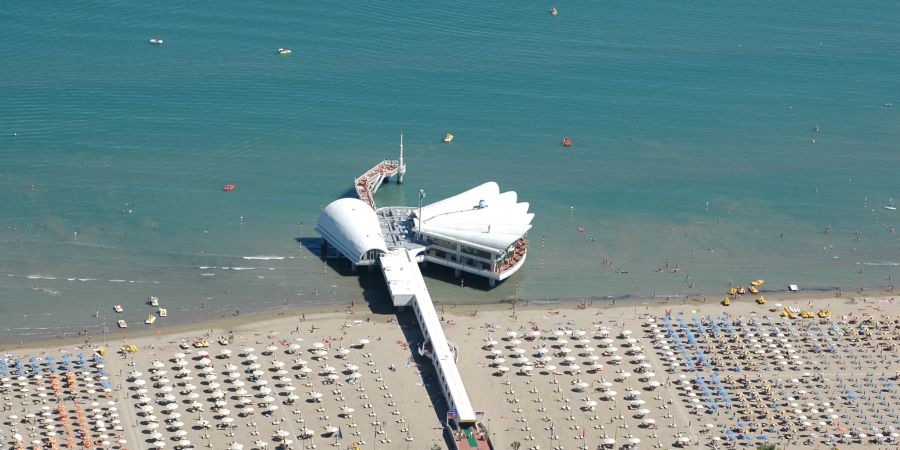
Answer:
(416, 182, 533, 253)
(316, 198, 388, 262)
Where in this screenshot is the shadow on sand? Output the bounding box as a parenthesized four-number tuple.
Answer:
(295, 236, 461, 448)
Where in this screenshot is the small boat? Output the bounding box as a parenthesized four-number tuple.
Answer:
(148, 38, 164, 45)
(750, 279, 765, 287)
(120, 344, 138, 353)
(278, 48, 292, 55)
(117, 320, 128, 329)
(886, 206, 897, 211)
(748, 285, 759, 294)
(223, 184, 237, 192)
(148, 296, 160, 307)
(113, 304, 124, 313)
(562, 138, 572, 147)
(158, 308, 167, 317)
(444, 133, 454, 143)
(721, 297, 731, 306)
(736, 286, 745, 295)
(550, 7, 559, 15)
(145, 314, 156, 325)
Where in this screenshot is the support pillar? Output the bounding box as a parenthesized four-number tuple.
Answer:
(454, 268, 461, 278)
(351, 262, 358, 273)
(489, 279, 496, 288)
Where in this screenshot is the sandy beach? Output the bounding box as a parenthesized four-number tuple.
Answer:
(1, 292, 898, 449)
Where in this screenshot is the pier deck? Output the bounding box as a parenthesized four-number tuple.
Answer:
(354, 159, 402, 209)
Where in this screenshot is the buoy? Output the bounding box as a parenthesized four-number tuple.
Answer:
(223, 184, 237, 192)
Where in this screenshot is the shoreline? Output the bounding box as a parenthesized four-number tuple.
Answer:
(3, 286, 895, 351)
(1, 289, 896, 449)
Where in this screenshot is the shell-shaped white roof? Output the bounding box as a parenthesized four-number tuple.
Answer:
(316, 198, 388, 262)
(415, 182, 533, 253)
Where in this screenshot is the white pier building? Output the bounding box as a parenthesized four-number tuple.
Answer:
(314, 146, 532, 449)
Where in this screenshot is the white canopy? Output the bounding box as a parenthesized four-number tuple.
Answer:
(316, 198, 388, 262)
(414, 182, 533, 253)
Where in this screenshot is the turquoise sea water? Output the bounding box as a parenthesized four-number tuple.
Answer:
(1, 1, 898, 341)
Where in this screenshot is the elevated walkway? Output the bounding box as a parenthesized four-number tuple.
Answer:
(355, 159, 403, 209)
(380, 248, 483, 433)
